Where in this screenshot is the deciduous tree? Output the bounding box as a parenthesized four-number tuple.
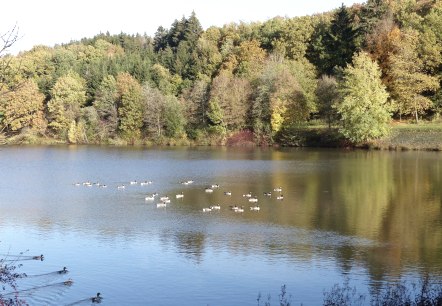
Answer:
(208, 72, 251, 131)
(335, 52, 391, 143)
(94, 75, 118, 138)
(389, 29, 439, 122)
(116, 72, 143, 142)
(47, 71, 87, 138)
(0, 79, 46, 133)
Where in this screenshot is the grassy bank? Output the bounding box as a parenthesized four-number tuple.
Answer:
(371, 123, 442, 151)
(276, 122, 442, 151)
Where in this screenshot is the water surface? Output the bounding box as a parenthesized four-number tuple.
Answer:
(0, 146, 441, 305)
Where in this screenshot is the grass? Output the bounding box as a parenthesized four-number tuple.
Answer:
(372, 122, 442, 151)
(275, 120, 442, 151)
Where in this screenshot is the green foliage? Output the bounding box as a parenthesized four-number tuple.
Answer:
(141, 83, 166, 138)
(208, 72, 251, 131)
(67, 120, 77, 143)
(252, 58, 317, 140)
(309, 5, 359, 75)
(47, 71, 87, 138)
(93, 75, 119, 138)
(206, 98, 226, 136)
(116, 72, 143, 141)
(389, 29, 440, 122)
(163, 95, 186, 138)
(181, 78, 210, 130)
(316, 75, 339, 128)
(2, 2, 442, 146)
(335, 52, 391, 143)
(150, 64, 182, 95)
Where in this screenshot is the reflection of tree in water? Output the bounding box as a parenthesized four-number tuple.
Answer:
(305, 151, 442, 285)
(173, 231, 206, 263)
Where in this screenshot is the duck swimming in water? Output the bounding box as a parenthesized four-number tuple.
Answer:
(33, 254, 44, 261)
(91, 292, 102, 303)
(63, 279, 74, 286)
(58, 267, 68, 274)
(175, 193, 184, 199)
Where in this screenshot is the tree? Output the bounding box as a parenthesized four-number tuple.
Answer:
(153, 26, 168, 52)
(208, 72, 252, 131)
(389, 29, 439, 122)
(260, 16, 315, 61)
(316, 75, 339, 129)
(0, 79, 46, 133)
(0, 25, 19, 93)
(163, 95, 186, 138)
(206, 98, 226, 136)
(234, 40, 266, 78)
(93, 75, 119, 139)
(47, 71, 87, 138)
(335, 52, 391, 143)
(252, 58, 317, 140)
(181, 78, 210, 131)
(141, 83, 166, 138)
(322, 5, 359, 74)
(365, 15, 401, 87)
(195, 32, 222, 79)
(116, 72, 143, 142)
(149, 64, 182, 95)
(357, 0, 389, 42)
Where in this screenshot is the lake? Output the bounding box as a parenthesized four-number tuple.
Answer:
(0, 146, 441, 305)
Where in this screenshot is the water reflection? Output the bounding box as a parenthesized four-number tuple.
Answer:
(0, 146, 441, 304)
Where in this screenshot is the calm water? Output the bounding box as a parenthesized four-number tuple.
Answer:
(0, 146, 441, 305)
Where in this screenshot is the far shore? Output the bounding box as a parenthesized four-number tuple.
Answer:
(2, 122, 442, 151)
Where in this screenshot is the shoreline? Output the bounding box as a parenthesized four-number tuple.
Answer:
(1, 125, 442, 151)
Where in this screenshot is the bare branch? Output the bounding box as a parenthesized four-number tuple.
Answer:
(0, 24, 20, 56)
(0, 24, 21, 95)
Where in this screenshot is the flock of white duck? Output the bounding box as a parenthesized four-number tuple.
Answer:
(74, 179, 284, 213)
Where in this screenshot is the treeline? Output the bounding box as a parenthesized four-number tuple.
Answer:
(1, 0, 442, 145)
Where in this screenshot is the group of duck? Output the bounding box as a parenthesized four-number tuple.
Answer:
(50, 267, 102, 303)
(74, 180, 153, 189)
(143, 181, 284, 213)
(74, 179, 284, 213)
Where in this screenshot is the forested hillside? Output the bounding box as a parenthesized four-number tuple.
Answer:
(1, 0, 442, 146)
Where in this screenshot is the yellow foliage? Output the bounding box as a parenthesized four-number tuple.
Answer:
(1, 80, 46, 132)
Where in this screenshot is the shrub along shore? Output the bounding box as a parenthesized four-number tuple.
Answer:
(2, 122, 442, 151)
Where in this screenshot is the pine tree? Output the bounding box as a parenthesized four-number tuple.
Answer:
(324, 4, 359, 74)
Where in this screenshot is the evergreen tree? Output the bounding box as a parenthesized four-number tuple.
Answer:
(324, 5, 359, 74)
(358, 0, 389, 38)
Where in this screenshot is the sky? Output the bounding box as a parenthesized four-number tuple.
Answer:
(2, 0, 360, 54)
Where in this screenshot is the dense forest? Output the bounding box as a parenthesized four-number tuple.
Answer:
(1, 0, 442, 145)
